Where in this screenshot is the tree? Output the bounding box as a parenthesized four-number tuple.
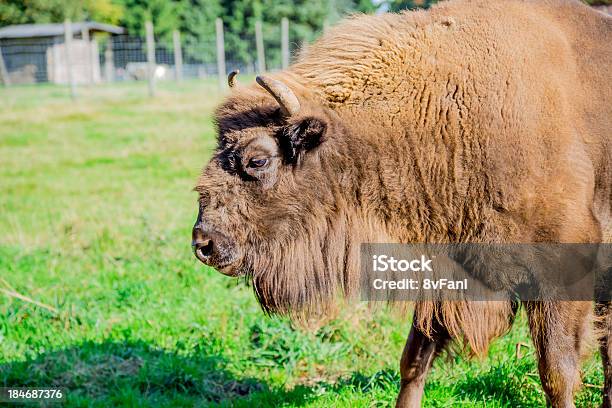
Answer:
(0, 0, 123, 26)
(115, 0, 181, 44)
(384, 0, 438, 11)
(179, 0, 222, 62)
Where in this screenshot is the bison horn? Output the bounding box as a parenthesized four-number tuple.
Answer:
(255, 76, 300, 117)
(228, 70, 239, 88)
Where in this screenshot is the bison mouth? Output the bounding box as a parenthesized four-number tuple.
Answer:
(214, 257, 245, 277)
(194, 251, 244, 277)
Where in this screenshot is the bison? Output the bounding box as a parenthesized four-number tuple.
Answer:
(192, 0, 611, 406)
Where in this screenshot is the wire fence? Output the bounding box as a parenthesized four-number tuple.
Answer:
(104, 34, 264, 82)
(0, 17, 299, 96)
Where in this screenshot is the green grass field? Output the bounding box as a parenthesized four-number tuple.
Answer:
(0, 81, 605, 407)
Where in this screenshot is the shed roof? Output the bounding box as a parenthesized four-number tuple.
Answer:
(0, 22, 124, 39)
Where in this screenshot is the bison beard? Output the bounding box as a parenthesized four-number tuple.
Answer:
(249, 210, 353, 315)
(247, 197, 387, 315)
(195, 0, 612, 406)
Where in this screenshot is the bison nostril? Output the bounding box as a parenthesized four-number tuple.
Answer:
(197, 239, 214, 258)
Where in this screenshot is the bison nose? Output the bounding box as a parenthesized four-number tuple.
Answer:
(192, 226, 235, 268)
(192, 227, 216, 264)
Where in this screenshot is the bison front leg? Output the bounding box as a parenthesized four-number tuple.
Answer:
(526, 301, 590, 408)
(396, 313, 449, 408)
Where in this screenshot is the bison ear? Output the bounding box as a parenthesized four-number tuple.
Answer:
(281, 117, 326, 163)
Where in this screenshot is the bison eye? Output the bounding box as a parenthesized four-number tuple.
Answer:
(247, 157, 268, 169)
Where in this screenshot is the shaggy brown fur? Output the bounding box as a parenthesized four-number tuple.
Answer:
(194, 0, 611, 406)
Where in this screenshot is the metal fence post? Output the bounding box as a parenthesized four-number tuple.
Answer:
(215, 18, 225, 91)
(173, 30, 183, 82)
(64, 19, 77, 99)
(281, 18, 289, 70)
(145, 21, 156, 97)
(0, 45, 10, 87)
(104, 39, 114, 83)
(255, 20, 266, 73)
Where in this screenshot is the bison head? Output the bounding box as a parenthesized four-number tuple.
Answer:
(193, 73, 382, 314)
